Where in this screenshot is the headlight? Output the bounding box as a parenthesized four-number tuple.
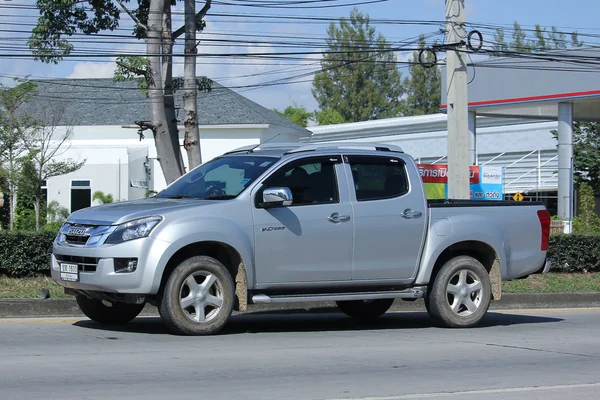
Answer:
(105, 216, 163, 244)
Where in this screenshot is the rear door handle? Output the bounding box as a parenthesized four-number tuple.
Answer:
(401, 209, 422, 219)
(328, 213, 351, 223)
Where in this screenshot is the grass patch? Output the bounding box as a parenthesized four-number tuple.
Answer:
(503, 272, 600, 293)
(0, 276, 71, 299)
(1, 273, 600, 299)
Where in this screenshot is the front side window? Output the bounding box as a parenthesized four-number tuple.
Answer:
(348, 156, 409, 201)
(156, 156, 277, 200)
(261, 157, 340, 206)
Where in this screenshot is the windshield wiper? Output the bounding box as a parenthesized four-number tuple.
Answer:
(204, 194, 237, 200)
(163, 195, 197, 199)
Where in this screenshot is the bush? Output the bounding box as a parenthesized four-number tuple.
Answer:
(572, 182, 600, 233)
(1, 230, 600, 278)
(548, 234, 600, 272)
(0, 231, 57, 277)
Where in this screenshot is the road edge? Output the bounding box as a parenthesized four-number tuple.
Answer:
(1, 292, 600, 318)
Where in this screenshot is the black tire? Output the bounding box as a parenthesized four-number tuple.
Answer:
(336, 299, 394, 320)
(426, 255, 492, 328)
(158, 256, 234, 335)
(76, 295, 145, 324)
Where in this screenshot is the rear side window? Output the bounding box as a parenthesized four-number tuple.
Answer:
(347, 156, 409, 201)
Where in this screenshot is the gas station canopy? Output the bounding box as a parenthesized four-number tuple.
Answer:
(441, 47, 600, 121)
(440, 47, 600, 227)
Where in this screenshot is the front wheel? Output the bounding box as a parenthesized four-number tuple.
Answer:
(76, 295, 145, 324)
(426, 256, 492, 328)
(336, 299, 394, 320)
(158, 256, 234, 335)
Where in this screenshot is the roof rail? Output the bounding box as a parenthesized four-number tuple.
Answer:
(283, 142, 403, 154)
(223, 143, 304, 155)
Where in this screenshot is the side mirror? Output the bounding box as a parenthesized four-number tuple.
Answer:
(262, 187, 293, 208)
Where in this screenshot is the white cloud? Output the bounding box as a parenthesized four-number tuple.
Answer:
(67, 61, 116, 79)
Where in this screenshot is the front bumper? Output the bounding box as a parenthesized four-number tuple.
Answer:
(50, 236, 171, 294)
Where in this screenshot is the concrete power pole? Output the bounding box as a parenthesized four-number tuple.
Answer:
(445, 0, 471, 199)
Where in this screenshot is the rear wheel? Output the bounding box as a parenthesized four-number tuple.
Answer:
(158, 256, 234, 335)
(76, 295, 145, 324)
(336, 299, 394, 320)
(426, 256, 491, 328)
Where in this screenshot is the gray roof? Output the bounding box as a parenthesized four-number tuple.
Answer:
(20, 78, 309, 132)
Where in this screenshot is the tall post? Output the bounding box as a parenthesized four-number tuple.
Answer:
(557, 102, 574, 232)
(445, 0, 470, 199)
(468, 111, 477, 165)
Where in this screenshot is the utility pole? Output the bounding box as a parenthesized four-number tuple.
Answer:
(445, 0, 470, 199)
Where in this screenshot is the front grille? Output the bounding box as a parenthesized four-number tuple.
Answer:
(65, 235, 90, 245)
(55, 255, 99, 272)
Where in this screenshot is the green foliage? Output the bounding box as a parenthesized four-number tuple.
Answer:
(402, 35, 442, 116)
(493, 22, 583, 54)
(92, 190, 114, 205)
(315, 108, 346, 126)
(47, 200, 69, 223)
(114, 56, 151, 94)
(0, 231, 56, 277)
(14, 209, 36, 231)
(0, 191, 8, 229)
(548, 234, 600, 272)
(312, 8, 404, 122)
(551, 122, 600, 194)
(272, 104, 312, 128)
(573, 182, 600, 233)
(0, 80, 39, 230)
(16, 157, 37, 211)
(42, 221, 64, 233)
(28, 0, 121, 63)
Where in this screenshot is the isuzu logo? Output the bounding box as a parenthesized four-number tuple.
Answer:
(67, 227, 89, 236)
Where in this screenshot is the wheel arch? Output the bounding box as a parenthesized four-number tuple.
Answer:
(427, 240, 502, 300)
(158, 241, 248, 312)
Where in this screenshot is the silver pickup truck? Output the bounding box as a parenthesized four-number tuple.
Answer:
(51, 142, 551, 335)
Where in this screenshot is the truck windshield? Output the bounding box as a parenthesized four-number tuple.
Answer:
(156, 155, 278, 200)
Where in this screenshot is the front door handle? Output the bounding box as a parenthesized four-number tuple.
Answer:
(401, 209, 423, 219)
(328, 213, 351, 223)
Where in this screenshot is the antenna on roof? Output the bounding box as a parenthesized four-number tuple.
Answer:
(247, 133, 281, 153)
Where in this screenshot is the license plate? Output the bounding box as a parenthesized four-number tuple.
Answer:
(60, 263, 79, 282)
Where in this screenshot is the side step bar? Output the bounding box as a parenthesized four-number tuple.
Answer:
(252, 287, 427, 304)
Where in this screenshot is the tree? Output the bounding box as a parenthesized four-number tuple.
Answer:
(92, 191, 115, 205)
(14, 157, 39, 231)
(0, 81, 36, 230)
(29, 0, 213, 184)
(492, 22, 583, 55)
(273, 105, 312, 128)
(47, 200, 69, 223)
(22, 101, 85, 230)
(551, 123, 600, 195)
(314, 108, 345, 126)
(312, 9, 404, 123)
(402, 35, 442, 116)
(573, 182, 600, 233)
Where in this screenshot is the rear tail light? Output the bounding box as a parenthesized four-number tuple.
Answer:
(537, 209, 551, 251)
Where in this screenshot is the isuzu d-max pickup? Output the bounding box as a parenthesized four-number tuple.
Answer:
(51, 142, 551, 335)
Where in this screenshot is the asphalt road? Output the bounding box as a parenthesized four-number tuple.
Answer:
(1, 308, 600, 400)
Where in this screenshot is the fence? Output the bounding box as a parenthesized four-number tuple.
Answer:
(550, 220, 570, 234)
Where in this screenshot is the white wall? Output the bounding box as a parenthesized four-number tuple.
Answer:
(44, 123, 308, 210)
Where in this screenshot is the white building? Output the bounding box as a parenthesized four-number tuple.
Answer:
(20, 78, 311, 212)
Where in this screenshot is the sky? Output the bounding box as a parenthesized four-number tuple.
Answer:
(0, 0, 599, 114)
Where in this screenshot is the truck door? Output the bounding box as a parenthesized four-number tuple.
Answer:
(251, 155, 354, 285)
(345, 154, 427, 280)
